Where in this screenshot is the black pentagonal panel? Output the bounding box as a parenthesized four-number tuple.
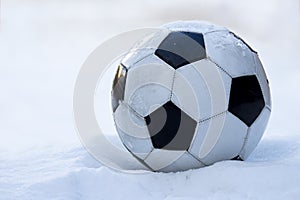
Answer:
(144, 101, 197, 150)
(111, 64, 127, 112)
(155, 31, 206, 69)
(228, 75, 265, 126)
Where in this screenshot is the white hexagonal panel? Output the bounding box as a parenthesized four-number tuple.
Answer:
(173, 64, 211, 121)
(192, 59, 231, 118)
(172, 59, 230, 122)
(205, 30, 256, 78)
(124, 54, 175, 108)
(189, 111, 248, 165)
(200, 112, 248, 165)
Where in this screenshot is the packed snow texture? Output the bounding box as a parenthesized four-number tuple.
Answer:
(0, 0, 300, 199)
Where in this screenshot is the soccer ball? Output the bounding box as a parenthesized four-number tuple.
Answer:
(111, 21, 271, 172)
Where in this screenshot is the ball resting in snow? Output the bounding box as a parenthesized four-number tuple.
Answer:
(111, 21, 271, 172)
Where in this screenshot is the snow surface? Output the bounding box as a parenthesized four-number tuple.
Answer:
(1, 136, 300, 200)
(1, 0, 300, 199)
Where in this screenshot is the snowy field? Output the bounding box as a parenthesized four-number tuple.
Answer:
(0, 0, 300, 199)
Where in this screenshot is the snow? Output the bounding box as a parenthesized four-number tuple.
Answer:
(1, 136, 300, 199)
(1, 0, 300, 199)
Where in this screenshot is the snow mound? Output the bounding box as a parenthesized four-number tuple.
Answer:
(1, 136, 300, 200)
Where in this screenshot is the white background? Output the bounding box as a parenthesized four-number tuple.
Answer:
(0, 0, 300, 199)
